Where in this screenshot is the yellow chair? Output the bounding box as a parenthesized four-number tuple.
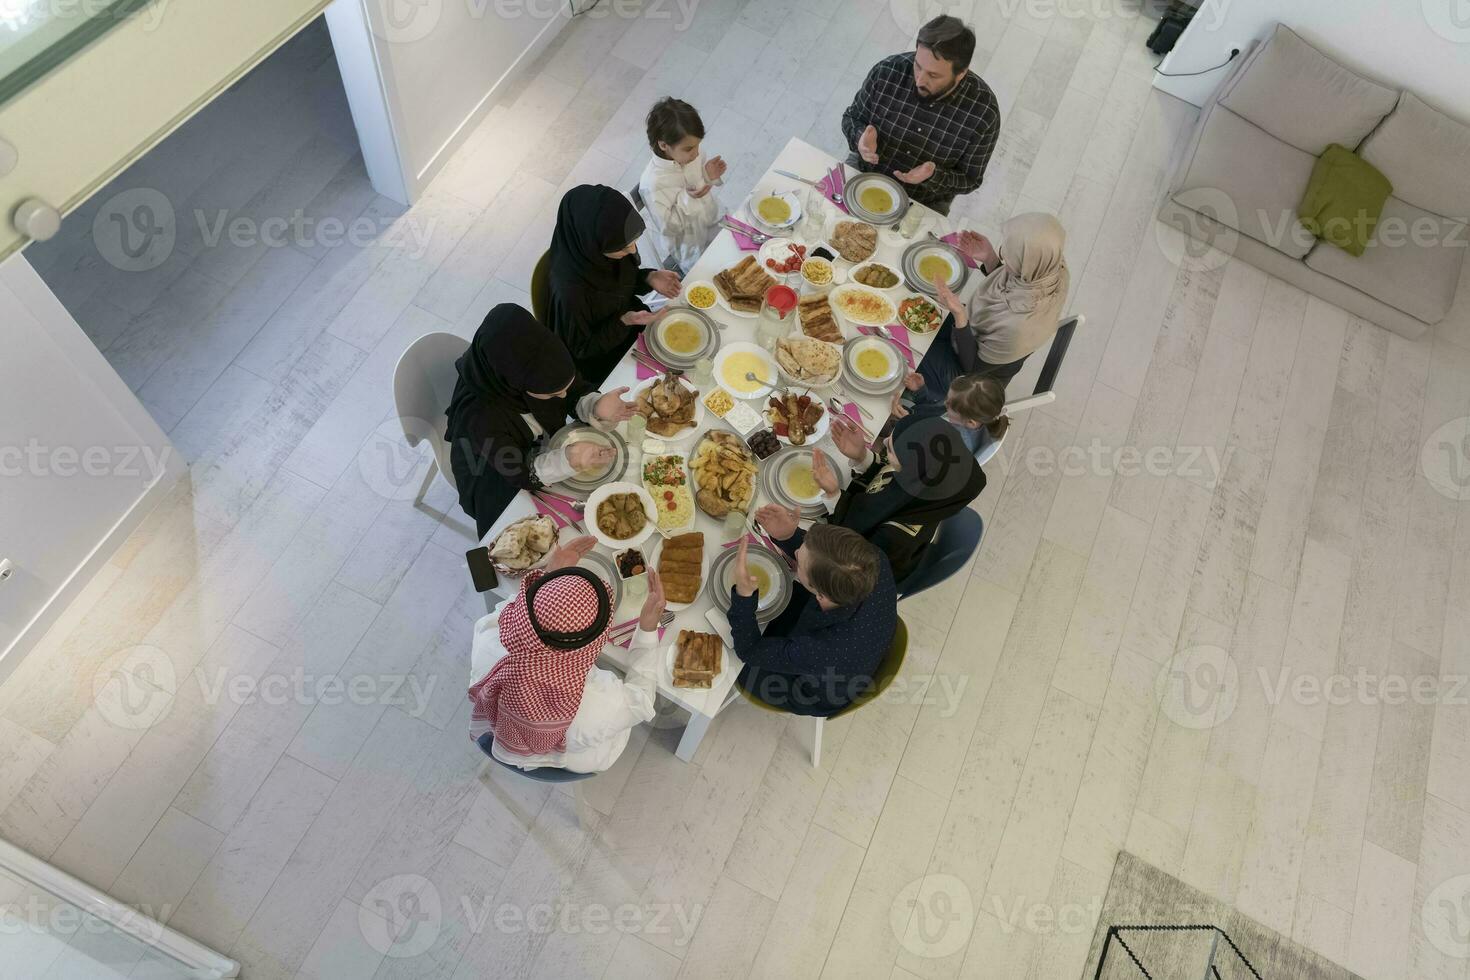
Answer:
(737, 616, 907, 767)
(530, 249, 552, 326)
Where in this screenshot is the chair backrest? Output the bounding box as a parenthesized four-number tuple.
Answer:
(628, 184, 646, 212)
(833, 616, 909, 718)
(896, 508, 984, 601)
(475, 732, 596, 782)
(530, 249, 553, 326)
(392, 331, 469, 488)
(1003, 314, 1083, 416)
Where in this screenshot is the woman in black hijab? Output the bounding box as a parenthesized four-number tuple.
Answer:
(758, 406, 987, 583)
(546, 185, 682, 385)
(446, 304, 636, 538)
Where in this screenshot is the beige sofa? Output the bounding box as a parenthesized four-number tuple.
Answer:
(1159, 24, 1470, 340)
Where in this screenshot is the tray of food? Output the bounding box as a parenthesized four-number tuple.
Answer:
(758, 238, 807, 276)
(850, 260, 902, 291)
(774, 336, 841, 387)
(586, 483, 657, 548)
(830, 219, 878, 263)
(830, 283, 898, 328)
(797, 292, 843, 343)
(690, 429, 759, 518)
(714, 255, 777, 317)
(487, 514, 559, 575)
(709, 542, 794, 625)
(666, 629, 725, 689)
(641, 452, 696, 532)
(546, 424, 628, 499)
(764, 391, 828, 447)
(652, 530, 706, 610)
(897, 294, 944, 334)
(632, 372, 702, 442)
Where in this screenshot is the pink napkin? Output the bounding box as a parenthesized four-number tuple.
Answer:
(612, 626, 667, 650)
(634, 335, 666, 380)
(818, 166, 850, 213)
(533, 494, 582, 527)
(940, 233, 981, 270)
(720, 532, 764, 550)
(859, 324, 915, 368)
(721, 215, 764, 251)
(838, 401, 863, 425)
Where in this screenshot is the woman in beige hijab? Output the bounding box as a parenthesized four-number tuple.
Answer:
(920, 212, 1069, 393)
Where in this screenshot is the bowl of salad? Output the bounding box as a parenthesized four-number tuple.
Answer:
(897, 294, 944, 334)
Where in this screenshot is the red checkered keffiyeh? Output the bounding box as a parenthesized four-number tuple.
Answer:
(469, 569, 613, 756)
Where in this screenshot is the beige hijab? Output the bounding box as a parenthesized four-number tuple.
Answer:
(967, 213, 1069, 364)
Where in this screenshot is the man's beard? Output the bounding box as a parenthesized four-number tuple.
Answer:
(915, 76, 959, 102)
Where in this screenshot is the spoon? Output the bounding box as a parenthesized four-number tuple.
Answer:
(746, 371, 772, 387)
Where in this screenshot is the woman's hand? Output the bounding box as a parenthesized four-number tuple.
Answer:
(622, 310, 657, 327)
(829, 414, 870, 464)
(704, 155, 727, 182)
(756, 503, 801, 541)
(565, 442, 615, 473)
(638, 567, 667, 632)
(593, 387, 638, 424)
(733, 538, 758, 598)
(935, 278, 968, 329)
(546, 535, 596, 572)
(956, 230, 998, 269)
(811, 450, 840, 497)
(647, 270, 682, 298)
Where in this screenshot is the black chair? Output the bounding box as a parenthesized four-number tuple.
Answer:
(530, 249, 552, 326)
(475, 732, 596, 783)
(896, 509, 984, 601)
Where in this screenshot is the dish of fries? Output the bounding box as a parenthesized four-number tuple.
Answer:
(690, 430, 759, 518)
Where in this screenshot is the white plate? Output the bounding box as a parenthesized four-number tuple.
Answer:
(646, 531, 711, 612)
(774, 336, 842, 388)
(773, 447, 827, 507)
(830, 283, 898, 328)
(715, 543, 789, 614)
(762, 391, 832, 448)
(713, 341, 779, 401)
(747, 190, 802, 231)
(842, 335, 904, 392)
(584, 482, 658, 550)
(629, 375, 705, 445)
(681, 279, 720, 313)
(757, 237, 806, 271)
(639, 452, 698, 533)
(660, 633, 728, 691)
(848, 261, 903, 293)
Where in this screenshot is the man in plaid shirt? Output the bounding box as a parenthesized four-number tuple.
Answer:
(841, 16, 999, 215)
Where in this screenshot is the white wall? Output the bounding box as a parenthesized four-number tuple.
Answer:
(326, 0, 568, 203)
(1153, 0, 1470, 112)
(0, 254, 181, 674)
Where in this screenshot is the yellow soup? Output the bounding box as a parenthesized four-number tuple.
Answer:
(750, 564, 772, 599)
(687, 285, 716, 309)
(722, 352, 769, 393)
(785, 462, 820, 500)
(856, 348, 891, 380)
(663, 319, 702, 354)
(859, 186, 894, 214)
(918, 254, 952, 285)
(757, 196, 791, 224)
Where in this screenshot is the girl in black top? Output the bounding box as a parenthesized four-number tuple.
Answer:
(545, 185, 682, 385)
(446, 304, 635, 538)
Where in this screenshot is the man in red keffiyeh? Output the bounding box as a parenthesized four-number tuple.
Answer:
(469, 537, 666, 773)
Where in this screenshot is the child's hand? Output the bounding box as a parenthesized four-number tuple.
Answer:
(688, 184, 712, 199)
(705, 156, 726, 182)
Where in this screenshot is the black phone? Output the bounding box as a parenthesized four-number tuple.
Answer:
(466, 547, 499, 593)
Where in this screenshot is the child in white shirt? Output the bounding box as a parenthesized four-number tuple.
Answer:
(637, 97, 726, 274)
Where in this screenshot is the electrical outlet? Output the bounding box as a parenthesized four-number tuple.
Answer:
(0, 559, 13, 583)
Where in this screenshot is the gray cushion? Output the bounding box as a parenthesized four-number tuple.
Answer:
(1360, 92, 1470, 222)
(1172, 105, 1317, 260)
(1304, 195, 1468, 324)
(1218, 24, 1397, 157)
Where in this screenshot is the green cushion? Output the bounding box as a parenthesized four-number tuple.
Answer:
(1297, 143, 1393, 257)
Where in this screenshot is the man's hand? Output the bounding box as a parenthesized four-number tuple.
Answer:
(956, 230, 999, 269)
(647, 270, 682, 298)
(935, 278, 968, 329)
(565, 442, 615, 472)
(733, 538, 758, 598)
(546, 535, 595, 572)
(830, 414, 870, 463)
(811, 450, 840, 497)
(622, 309, 657, 327)
(858, 125, 880, 165)
(593, 387, 638, 424)
(894, 161, 937, 185)
(704, 155, 727, 182)
(638, 567, 667, 632)
(756, 503, 801, 541)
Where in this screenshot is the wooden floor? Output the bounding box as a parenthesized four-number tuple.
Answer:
(7, 2, 1470, 978)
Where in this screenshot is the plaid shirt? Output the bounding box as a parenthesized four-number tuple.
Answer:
(841, 53, 1000, 210)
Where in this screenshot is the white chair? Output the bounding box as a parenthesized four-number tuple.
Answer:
(392, 332, 469, 504)
(974, 314, 1084, 466)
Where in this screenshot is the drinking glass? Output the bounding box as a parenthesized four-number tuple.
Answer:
(691, 356, 714, 388)
(799, 186, 827, 242)
(625, 413, 647, 445)
(723, 511, 747, 542)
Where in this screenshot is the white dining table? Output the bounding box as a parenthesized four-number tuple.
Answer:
(473, 136, 960, 762)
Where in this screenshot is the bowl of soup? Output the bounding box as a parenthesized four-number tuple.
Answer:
(899, 239, 970, 298)
(841, 336, 903, 395)
(713, 342, 779, 400)
(646, 306, 720, 370)
(751, 190, 801, 229)
(844, 172, 908, 224)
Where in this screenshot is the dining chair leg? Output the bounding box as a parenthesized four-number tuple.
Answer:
(675, 712, 713, 762)
(413, 461, 438, 505)
(793, 715, 823, 768)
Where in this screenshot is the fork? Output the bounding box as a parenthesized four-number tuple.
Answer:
(773, 169, 845, 208)
(719, 219, 770, 245)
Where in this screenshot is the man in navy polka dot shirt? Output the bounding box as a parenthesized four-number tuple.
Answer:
(729, 518, 898, 718)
